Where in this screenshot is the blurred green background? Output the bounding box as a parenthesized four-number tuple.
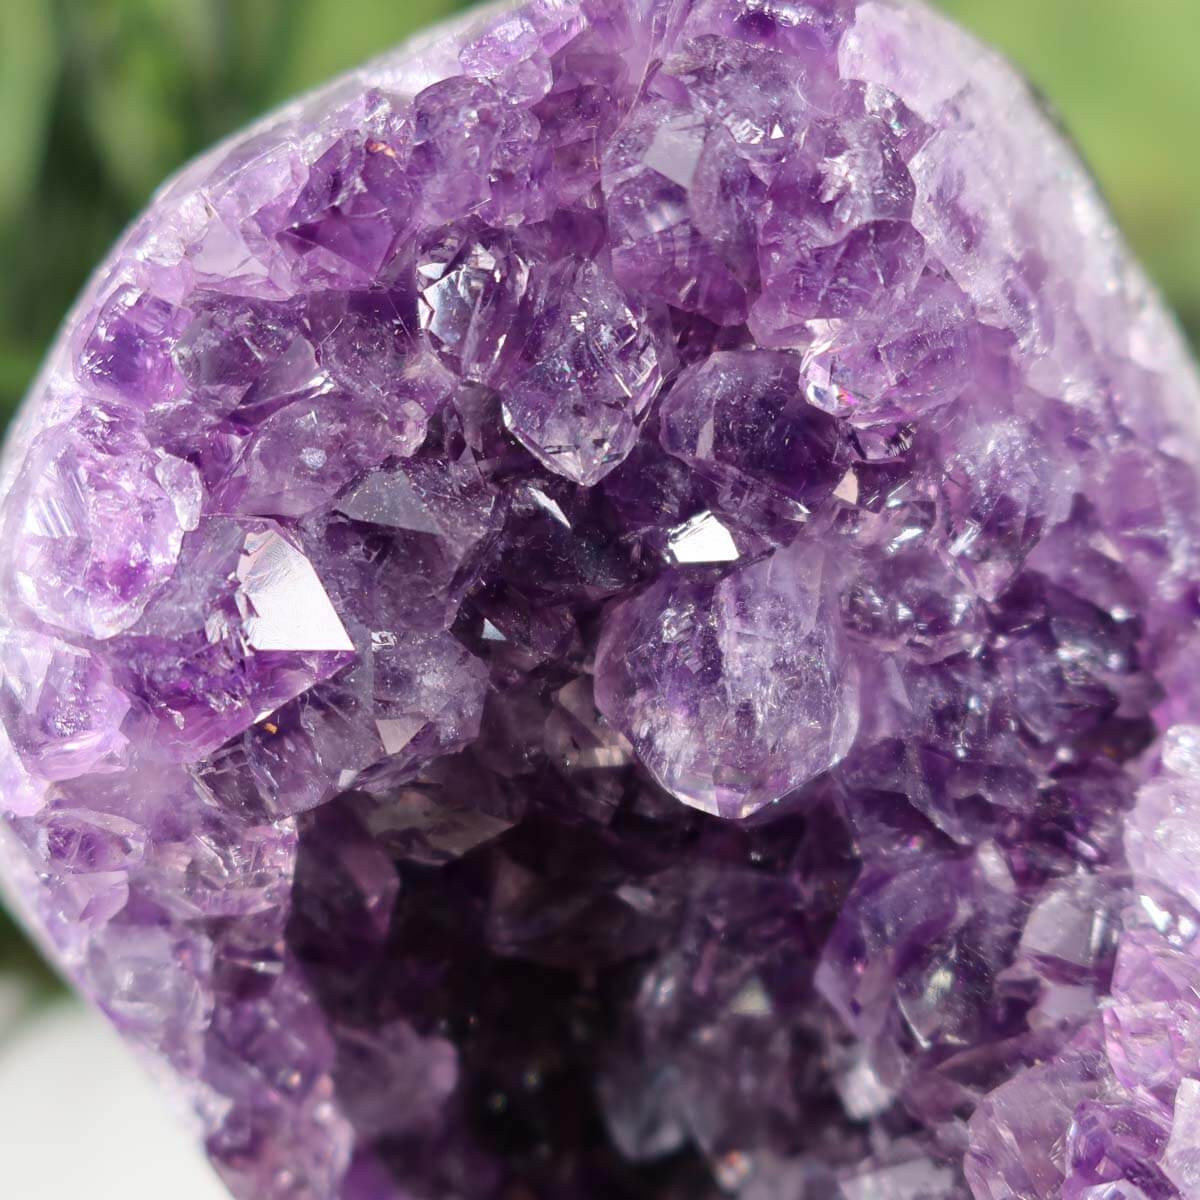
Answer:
(0, 0, 1197, 980)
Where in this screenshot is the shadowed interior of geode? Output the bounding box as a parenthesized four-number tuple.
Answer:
(3, 1, 1200, 1198)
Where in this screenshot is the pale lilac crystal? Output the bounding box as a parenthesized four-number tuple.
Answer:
(4, 408, 203, 639)
(595, 539, 857, 816)
(498, 257, 667, 484)
(2, 1, 1200, 1198)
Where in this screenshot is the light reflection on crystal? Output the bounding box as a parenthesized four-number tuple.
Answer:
(237, 530, 354, 653)
(666, 510, 740, 564)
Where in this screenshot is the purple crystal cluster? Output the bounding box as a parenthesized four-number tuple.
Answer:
(3, 1, 1200, 1196)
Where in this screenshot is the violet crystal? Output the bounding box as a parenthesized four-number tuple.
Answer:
(3, 1, 1200, 1197)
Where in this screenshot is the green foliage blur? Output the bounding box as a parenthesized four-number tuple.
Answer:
(0, 0, 1197, 974)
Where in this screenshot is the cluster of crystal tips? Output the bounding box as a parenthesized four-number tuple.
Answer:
(2, 0, 1200, 1197)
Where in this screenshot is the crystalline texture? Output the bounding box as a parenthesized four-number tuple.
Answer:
(595, 539, 858, 817)
(1, 1, 1200, 1198)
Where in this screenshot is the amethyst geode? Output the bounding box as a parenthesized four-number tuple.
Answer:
(3, 1, 1200, 1197)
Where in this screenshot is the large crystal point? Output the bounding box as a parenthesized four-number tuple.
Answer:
(2, 1, 1200, 1198)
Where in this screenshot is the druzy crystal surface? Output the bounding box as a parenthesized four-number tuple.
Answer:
(3, 1, 1200, 1197)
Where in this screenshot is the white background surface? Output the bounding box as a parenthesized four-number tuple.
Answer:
(0, 996, 228, 1200)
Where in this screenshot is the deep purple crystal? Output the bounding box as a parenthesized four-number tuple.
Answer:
(3, 1, 1200, 1197)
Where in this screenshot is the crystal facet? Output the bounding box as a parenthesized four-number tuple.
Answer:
(2, 1, 1200, 1197)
